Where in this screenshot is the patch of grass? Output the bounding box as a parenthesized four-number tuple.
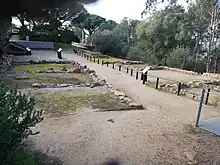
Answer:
(145, 81, 157, 89)
(91, 92, 126, 109)
(13, 148, 62, 165)
(12, 64, 76, 73)
(209, 95, 220, 106)
(36, 91, 126, 117)
(28, 73, 88, 84)
(1, 73, 88, 89)
(94, 57, 123, 63)
(0, 76, 32, 89)
(183, 124, 197, 134)
(131, 64, 147, 69)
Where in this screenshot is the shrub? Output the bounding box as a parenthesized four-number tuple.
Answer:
(0, 83, 43, 165)
(127, 45, 144, 61)
(166, 46, 192, 69)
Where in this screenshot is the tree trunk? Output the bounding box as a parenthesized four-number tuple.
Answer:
(89, 31, 93, 46)
(17, 14, 26, 31)
(193, 34, 199, 72)
(214, 38, 219, 73)
(207, 7, 217, 73)
(0, 17, 11, 58)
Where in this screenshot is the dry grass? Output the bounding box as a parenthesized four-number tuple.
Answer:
(183, 123, 197, 134)
(93, 57, 123, 63)
(1, 73, 88, 89)
(0, 76, 32, 89)
(28, 73, 88, 84)
(131, 64, 147, 69)
(12, 64, 76, 73)
(36, 91, 127, 117)
(208, 95, 220, 106)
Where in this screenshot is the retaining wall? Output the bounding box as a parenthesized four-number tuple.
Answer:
(14, 40, 54, 49)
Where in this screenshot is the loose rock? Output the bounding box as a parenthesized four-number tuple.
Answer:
(128, 102, 144, 109)
(113, 90, 126, 97)
(107, 119, 114, 123)
(14, 76, 30, 80)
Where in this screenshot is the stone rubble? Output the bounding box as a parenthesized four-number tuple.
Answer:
(5, 57, 143, 109)
(32, 83, 74, 88)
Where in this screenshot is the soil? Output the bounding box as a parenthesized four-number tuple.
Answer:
(15, 50, 220, 165)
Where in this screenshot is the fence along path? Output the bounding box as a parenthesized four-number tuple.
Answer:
(63, 52, 220, 123)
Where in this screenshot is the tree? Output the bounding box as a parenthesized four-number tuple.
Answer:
(142, 0, 220, 73)
(166, 46, 192, 69)
(136, 5, 193, 65)
(0, 0, 99, 18)
(100, 20, 117, 31)
(80, 14, 106, 37)
(92, 18, 140, 58)
(0, 83, 43, 165)
(42, 3, 87, 31)
(0, 0, 99, 56)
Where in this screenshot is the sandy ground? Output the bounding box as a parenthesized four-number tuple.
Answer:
(15, 50, 220, 165)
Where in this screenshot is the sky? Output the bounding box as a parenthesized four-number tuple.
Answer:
(85, 0, 147, 23)
(85, 0, 188, 23)
(12, 0, 188, 26)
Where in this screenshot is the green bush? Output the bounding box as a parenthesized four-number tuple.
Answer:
(13, 148, 43, 165)
(0, 83, 43, 165)
(166, 46, 192, 69)
(127, 45, 144, 61)
(20, 26, 80, 44)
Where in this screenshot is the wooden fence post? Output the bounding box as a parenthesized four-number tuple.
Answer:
(143, 74, 147, 84)
(177, 82, 181, 96)
(156, 78, 159, 89)
(131, 69, 133, 76)
(136, 71, 138, 80)
(205, 88, 211, 105)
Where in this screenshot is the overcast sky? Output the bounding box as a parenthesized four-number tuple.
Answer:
(85, 0, 147, 22)
(12, 0, 188, 25)
(85, 0, 188, 22)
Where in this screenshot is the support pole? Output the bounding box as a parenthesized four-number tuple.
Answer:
(195, 88, 205, 127)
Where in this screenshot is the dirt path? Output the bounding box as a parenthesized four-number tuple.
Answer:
(17, 51, 220, 165)
(62, 52, 219, 121)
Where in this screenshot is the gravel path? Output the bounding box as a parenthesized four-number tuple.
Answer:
(18, 51, 220, 165)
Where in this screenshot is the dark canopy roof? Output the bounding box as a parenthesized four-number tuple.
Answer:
(0, 0, 98, 18)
